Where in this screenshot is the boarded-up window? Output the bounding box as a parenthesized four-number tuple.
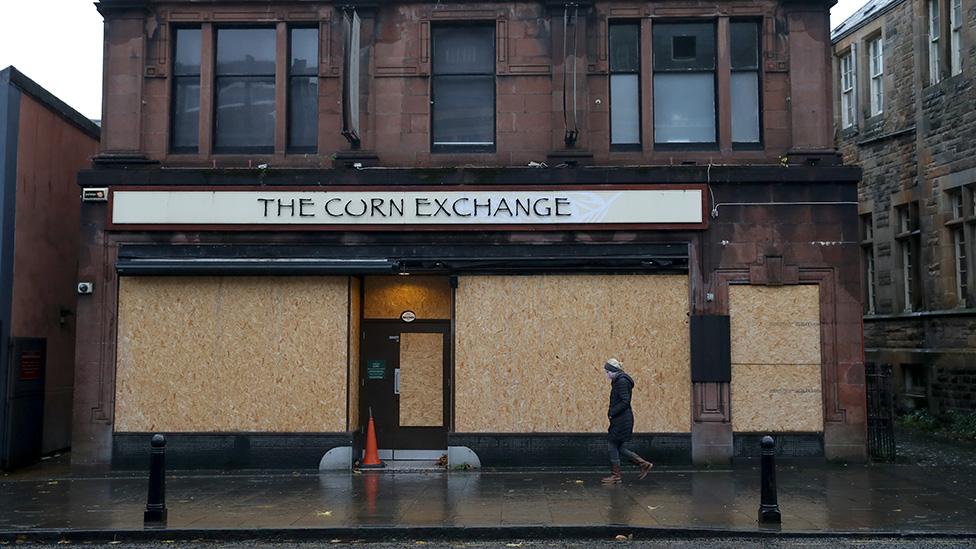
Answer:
(729, 285, 823, 433)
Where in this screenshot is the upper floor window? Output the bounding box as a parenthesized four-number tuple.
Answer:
(609, 22, 641, 147)
(168, 24, 320, 155)
(214, 28, 277, 153)
(289, 27, 319, 153)
(840, 51, 855, 128)
(868, 36, 883, 116)
(951, 0, 963, 75)
(171, 28, 201, 153)
(731, 21, 761, 144)
(929, 0, 942, 84)
(653, 22, 716, 146)
(431, 24, 495, 152)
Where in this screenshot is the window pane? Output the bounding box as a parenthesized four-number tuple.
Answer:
(653, 23, 715, 71)
(289, 76, 318, 151)
(171, 78, 200, 150)
(653, 72, 715, 143)
(731, 71, 759, 143)
(216, 28, 277, 75)
(215, 77, 276, 150)
(290, 28, 318, 75)
(730, 22, 759, 70)
(174, 28, 201, 76)
(432, 75, 494, 145)
(433, 26, 495, 75)
(609, 24, 640, 72)
(610, 74, 640, 144)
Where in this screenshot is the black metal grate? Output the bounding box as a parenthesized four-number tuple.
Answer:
(865, 363, 896, 461)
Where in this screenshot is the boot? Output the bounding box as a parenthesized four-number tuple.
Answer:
(631, 456, 653, 480)
(601, 463, 622, 484)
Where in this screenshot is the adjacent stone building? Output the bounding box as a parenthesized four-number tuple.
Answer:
(74, 0, 865, 469)
(833, 0, 976, 414)
(0, 67, 100, 469)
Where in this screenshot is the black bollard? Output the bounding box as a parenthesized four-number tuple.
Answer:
(758, 435, 781, 525)
(144, 433, 168, 527)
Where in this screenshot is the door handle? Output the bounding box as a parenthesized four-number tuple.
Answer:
(394, 368, 400, 395)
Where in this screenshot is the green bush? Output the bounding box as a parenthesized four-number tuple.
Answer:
(898, 409, 976, 441)
(897, 409, 940, 431)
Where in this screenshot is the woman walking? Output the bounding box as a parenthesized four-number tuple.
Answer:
(602, 358, 653, 484)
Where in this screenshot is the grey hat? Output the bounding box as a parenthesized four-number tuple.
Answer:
(604, 358, 623, 373)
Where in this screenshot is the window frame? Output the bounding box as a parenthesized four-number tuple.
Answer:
(730, 19, 763, 148)
(169, 26, 202, 154)
(861, 213, 877, 314)
(946, 187, 972, 306)
(868, 35, 883, 117)
(287, 25, 320, 154)
(430, 22, 497, 154)
(895, 202, 922, 312)
(840, 51, 855, 129)
(212, 25, 279, 155)
(608, 20, 643, 150)
(950, 0, 963, 76)
(651, 20, 719, 150)
(929, 0, 942, 85)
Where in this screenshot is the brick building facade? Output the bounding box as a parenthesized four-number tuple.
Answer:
(833, 0, 976, 414)
(0, 68, 100, 469)
(74, 0, 865, 469)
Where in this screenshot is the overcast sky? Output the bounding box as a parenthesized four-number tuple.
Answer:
(0, 0, 866, 121)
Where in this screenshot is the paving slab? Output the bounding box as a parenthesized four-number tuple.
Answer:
(2, 455, 976, 542)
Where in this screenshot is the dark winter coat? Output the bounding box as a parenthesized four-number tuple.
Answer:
(607, 373, 636, 442)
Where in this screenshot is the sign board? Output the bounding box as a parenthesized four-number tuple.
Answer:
(366, 360, 386, 380)
(109, 186, 706, 230)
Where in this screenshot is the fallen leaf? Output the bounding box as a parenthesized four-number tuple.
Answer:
(615, 534, 628, 540)
(47, 481, 59, 485)
(574, 480, 584, 484)
(647, 506, 658, 510)
(316, 511, 333, 517)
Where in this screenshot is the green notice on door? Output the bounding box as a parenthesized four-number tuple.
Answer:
(367, 360, 386, 380)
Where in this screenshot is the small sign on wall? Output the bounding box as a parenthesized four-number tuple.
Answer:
(366, 360, 386, 380)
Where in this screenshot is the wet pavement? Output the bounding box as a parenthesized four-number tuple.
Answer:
(2, 456, 976, 538)
(14, 539, 976, 548)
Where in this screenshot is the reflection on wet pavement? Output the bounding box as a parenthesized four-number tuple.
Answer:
(2, 460, 976, 533)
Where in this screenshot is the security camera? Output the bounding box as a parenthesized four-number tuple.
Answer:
(77, 282, 94, 295)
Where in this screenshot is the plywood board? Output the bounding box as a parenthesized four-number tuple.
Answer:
(729, 285, 823, 433)
(399, 332, 444, 427)
(364, 276, 451, 319)
(731, 364, 824, 432)
(455, 274, 690, 433)
(115, 276, 349, 432)
(729, 285, 821, 365)
(348, 277, 362, 430)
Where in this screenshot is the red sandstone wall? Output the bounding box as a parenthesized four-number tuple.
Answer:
(100, 0, 837, 168)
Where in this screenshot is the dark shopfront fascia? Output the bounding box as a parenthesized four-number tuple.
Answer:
(72, 165, 866, 469)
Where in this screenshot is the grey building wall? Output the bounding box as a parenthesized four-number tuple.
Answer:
(833, 0, 976, 413)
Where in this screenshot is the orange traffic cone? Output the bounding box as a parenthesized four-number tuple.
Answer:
(360, 410, 385, 469)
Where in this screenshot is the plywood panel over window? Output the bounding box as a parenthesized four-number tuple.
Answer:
(456, 274, 691, 433)
(729, 285, 823, 432)
(114, 276, 349, 432)
(399, 333, 444, 427)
